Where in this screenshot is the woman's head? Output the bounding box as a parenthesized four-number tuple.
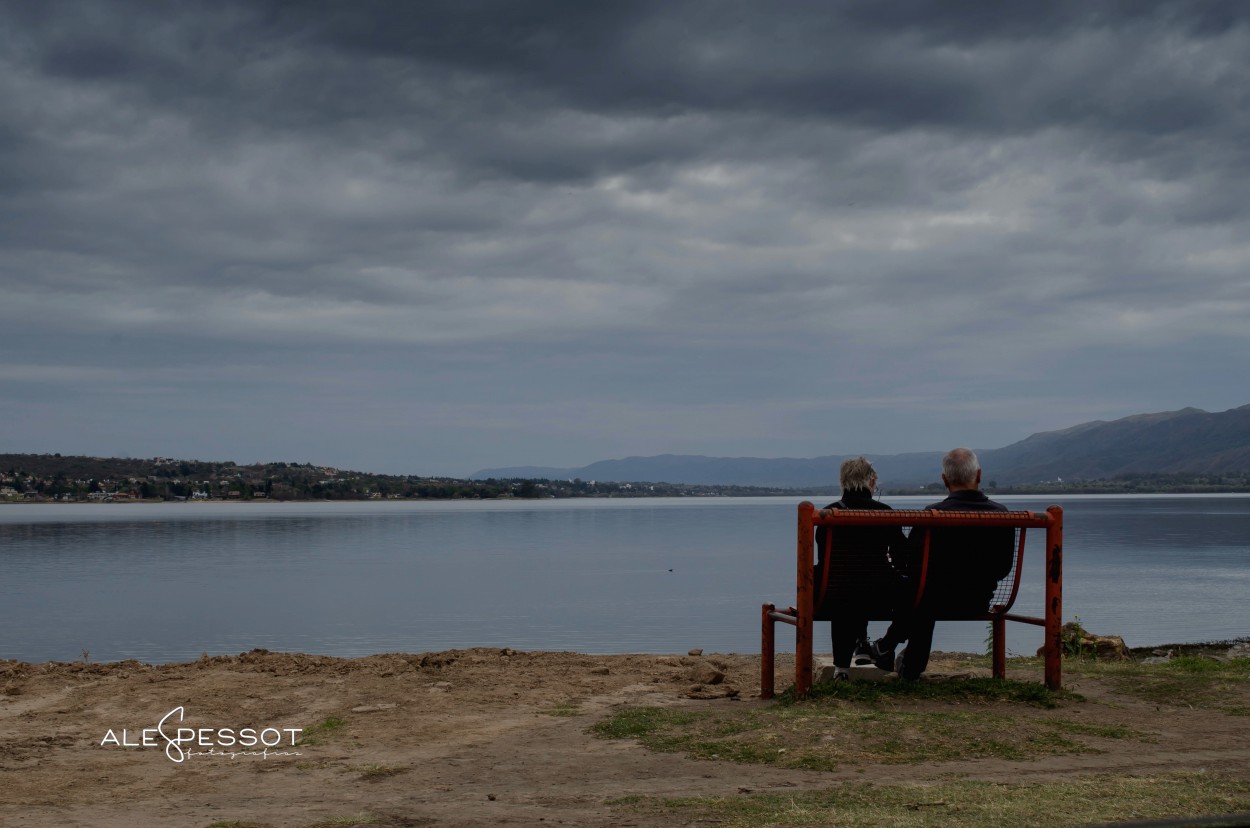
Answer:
(839, 456, 877, 491)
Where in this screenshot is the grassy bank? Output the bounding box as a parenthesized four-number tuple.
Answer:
(594, 652, 1250, 826)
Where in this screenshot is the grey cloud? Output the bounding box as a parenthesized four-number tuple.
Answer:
(17, 3, 1247, 168)
(3, 1, 1250, 473)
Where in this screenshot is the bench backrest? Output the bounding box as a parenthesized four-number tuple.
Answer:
(804, 506, 1060, 622)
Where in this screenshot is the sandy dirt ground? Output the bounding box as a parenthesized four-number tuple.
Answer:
(2, 648, 1248, 827)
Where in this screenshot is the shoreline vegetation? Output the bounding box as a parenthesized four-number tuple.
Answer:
(3, 453, 1249, 503)
(19, 638, 1249, 670)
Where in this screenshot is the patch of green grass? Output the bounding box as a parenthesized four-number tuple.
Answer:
(589, 707, 705, 739)
(1170, 655, 1242, 672)
(591, 689, 1138, 771)
(597, 659, 1245, 773)
(780, 676, 1070, 708)
(610, 772, 1250, 828)
(545, 701, 582, 717)
(1046, 718, 1137, 739)
(297, 716, 346, 746)
(207, 821, 272, 828)
(1070, 656, 1250, 710)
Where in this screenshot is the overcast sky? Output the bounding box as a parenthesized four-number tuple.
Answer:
(2, 1, 1248, 476)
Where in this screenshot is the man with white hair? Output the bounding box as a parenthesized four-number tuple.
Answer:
(867, 447, 1014, 680)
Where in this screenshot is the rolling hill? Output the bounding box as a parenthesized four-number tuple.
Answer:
(473, 404, 1250, 488)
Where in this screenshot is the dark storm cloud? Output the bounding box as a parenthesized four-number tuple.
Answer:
(13, 3, 1248, 174)
(2, 1, 1250, 472)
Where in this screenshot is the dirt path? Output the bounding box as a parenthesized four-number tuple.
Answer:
(1, 648, 1247, 827)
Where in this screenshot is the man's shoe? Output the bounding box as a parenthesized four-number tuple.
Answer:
(830, 668, 850, 682)
(851, 645, 876, 667)
(867, 638, 896, 672)
(894, 650, 923, 681)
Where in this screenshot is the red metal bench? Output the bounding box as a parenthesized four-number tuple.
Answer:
(761, 502, 1064, 698)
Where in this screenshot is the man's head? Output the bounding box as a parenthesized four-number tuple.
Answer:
(840, 456, 877, 492)
(941, 447, 981, 491)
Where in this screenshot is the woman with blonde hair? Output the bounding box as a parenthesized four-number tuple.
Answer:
(813, 456, 905, 680)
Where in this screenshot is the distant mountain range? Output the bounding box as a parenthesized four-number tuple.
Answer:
(472, 404, 1250, 488)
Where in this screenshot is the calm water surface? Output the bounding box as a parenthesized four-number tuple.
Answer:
(0, 495, 1246, 663)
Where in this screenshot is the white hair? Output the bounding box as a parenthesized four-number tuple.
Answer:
(839, 456, 876, 490)
(942, 447, 980, 487)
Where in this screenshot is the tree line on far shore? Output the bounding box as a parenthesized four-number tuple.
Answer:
(0, 454, 808, 502)
(2, 454, 1247, 503)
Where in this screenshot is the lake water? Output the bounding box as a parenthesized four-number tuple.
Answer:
(0, 495, 1247, 664)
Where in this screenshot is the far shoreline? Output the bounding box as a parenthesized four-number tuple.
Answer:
(7, 638, 1247, 670)
(6, 490, 1250, 506)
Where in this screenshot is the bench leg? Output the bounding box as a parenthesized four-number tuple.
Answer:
(992, 616, 1006, 679)
(1044, 508, 1064, 690)
(796, 609, 813, 700)
(760, 603, 776, 700)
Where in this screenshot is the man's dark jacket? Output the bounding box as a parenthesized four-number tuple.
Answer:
(916, 489, 1015, 616)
